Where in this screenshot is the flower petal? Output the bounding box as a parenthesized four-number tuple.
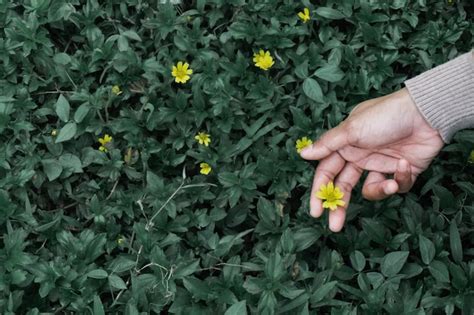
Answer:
(334, 187, 344, 199)
(327, 181, 334, 192)
(336, 200, 346, 207)
(316, 191, 326, 199)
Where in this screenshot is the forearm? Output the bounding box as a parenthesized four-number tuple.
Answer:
(404, 50, 474, 143)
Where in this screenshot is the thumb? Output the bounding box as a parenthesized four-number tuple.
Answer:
(300, 123, 349, 160)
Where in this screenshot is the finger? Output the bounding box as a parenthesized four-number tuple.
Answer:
(309, 153, 345, 218)
(328, 208, 346, 233)
(300, 124, 349, 161)
(362, 171, 398, 201)
(330, 163, 363, 232)
(394, 159, 413, 193)
(359, 153, 400, 173)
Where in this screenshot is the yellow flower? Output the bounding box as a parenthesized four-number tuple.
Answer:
(117, 236, 125, 246)
(200, 163, 212, 175)
(112, 85, 122, 95)
(298, 8, 311, 23)
(296, 136, 313, 153)
(98, 134, 113, 152)
(253, 50, 275, 71)
(171, 61, 193, 83)
(316, 182, 345, 211)
(195, 132, 211, 146)
(469, 150, 474, 163)
(51, 129, 57, 137)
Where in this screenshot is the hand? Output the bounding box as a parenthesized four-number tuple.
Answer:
(300, 88, 444, 232)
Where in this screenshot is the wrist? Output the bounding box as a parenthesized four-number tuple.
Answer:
(404, 51, 474, 143)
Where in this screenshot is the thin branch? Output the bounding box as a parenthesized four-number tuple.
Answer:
(32, 90, 74, 95)
(65, 70, 78, 90)
(105, 180, 120, 200)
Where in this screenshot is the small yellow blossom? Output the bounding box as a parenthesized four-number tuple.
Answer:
(298, 8, 311, 23)
(51, 129, 57, 137)
(171, 61, 193, 83)
(316, 182, 345, 211)
(112, 85, 122, 95)
(253, 50, 275, 71)
(195, 132, 211, 146)
(98, 134, 113, 152)
(296, 137, 313, 153)
(469, 150, 474, 163)
(200, 163, 212, 175)
(124, 148, 132, 164)
(117, 236, 125, 246)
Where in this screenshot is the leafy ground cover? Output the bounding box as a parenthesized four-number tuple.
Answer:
(0, 0, 473, 314)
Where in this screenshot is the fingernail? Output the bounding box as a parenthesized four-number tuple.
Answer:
(300, 147, 310, 156)
(329, 222, 343, 233)
(384, 182, 398, 194)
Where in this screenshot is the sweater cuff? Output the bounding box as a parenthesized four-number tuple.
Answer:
(404, 50, 474, 143)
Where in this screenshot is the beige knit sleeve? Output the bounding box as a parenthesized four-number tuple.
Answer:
(404, 50, 474, 143)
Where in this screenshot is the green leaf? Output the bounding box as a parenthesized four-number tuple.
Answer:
(10, 269, 27, 285)
(302, 78, 323, 102)
(224, 300, 247, 315)
(108, 274, 127, 290)
(449, 221, 463, 263)
(295, 60, 309, 79)
(41, 159, 63, 181)
(183, 277, 211, 301)
(314, 64, 345, 82)
(93, 295, 105, 315)
(87, 269, 108, 279)
(74, 103, 90, 123)
(55, 94, 70, 122)
(315, 7, 345, 20)
(125, 303, 139, 315)
(146, 171, 164, 192)
(53, 53, 71, 65)
(174, 259, 201, 278)
(278, 293, 309, 313)
(449, 263, 467, 289)
(432, 185, 455, 209)
(55, 122, 77, 143)
(59, 153, 83, 173)
(418, 235, 435, 265)
(218, 172, 239, 187)
(350, 251, 366, 272)
(428, 260, 450, 283)
(264, 253, 283, 281)
(293, 227, 321, 252)
(381, 251, 409, 277)
(361, 218, 386, 244)
(122, 30, 142, 41)
(310, 281, 338, 303)
(108, 257, 137, 273)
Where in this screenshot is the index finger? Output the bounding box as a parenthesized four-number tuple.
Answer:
(309, 152, 345, 218)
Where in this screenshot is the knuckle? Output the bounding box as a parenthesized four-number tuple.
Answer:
(344, 120, 360, 144)
(336, 181, 353, 194)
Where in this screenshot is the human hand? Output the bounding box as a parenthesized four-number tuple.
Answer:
(300, 88, 444, 232)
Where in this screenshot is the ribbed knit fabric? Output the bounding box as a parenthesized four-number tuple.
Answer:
(405, 50, 474, 143)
